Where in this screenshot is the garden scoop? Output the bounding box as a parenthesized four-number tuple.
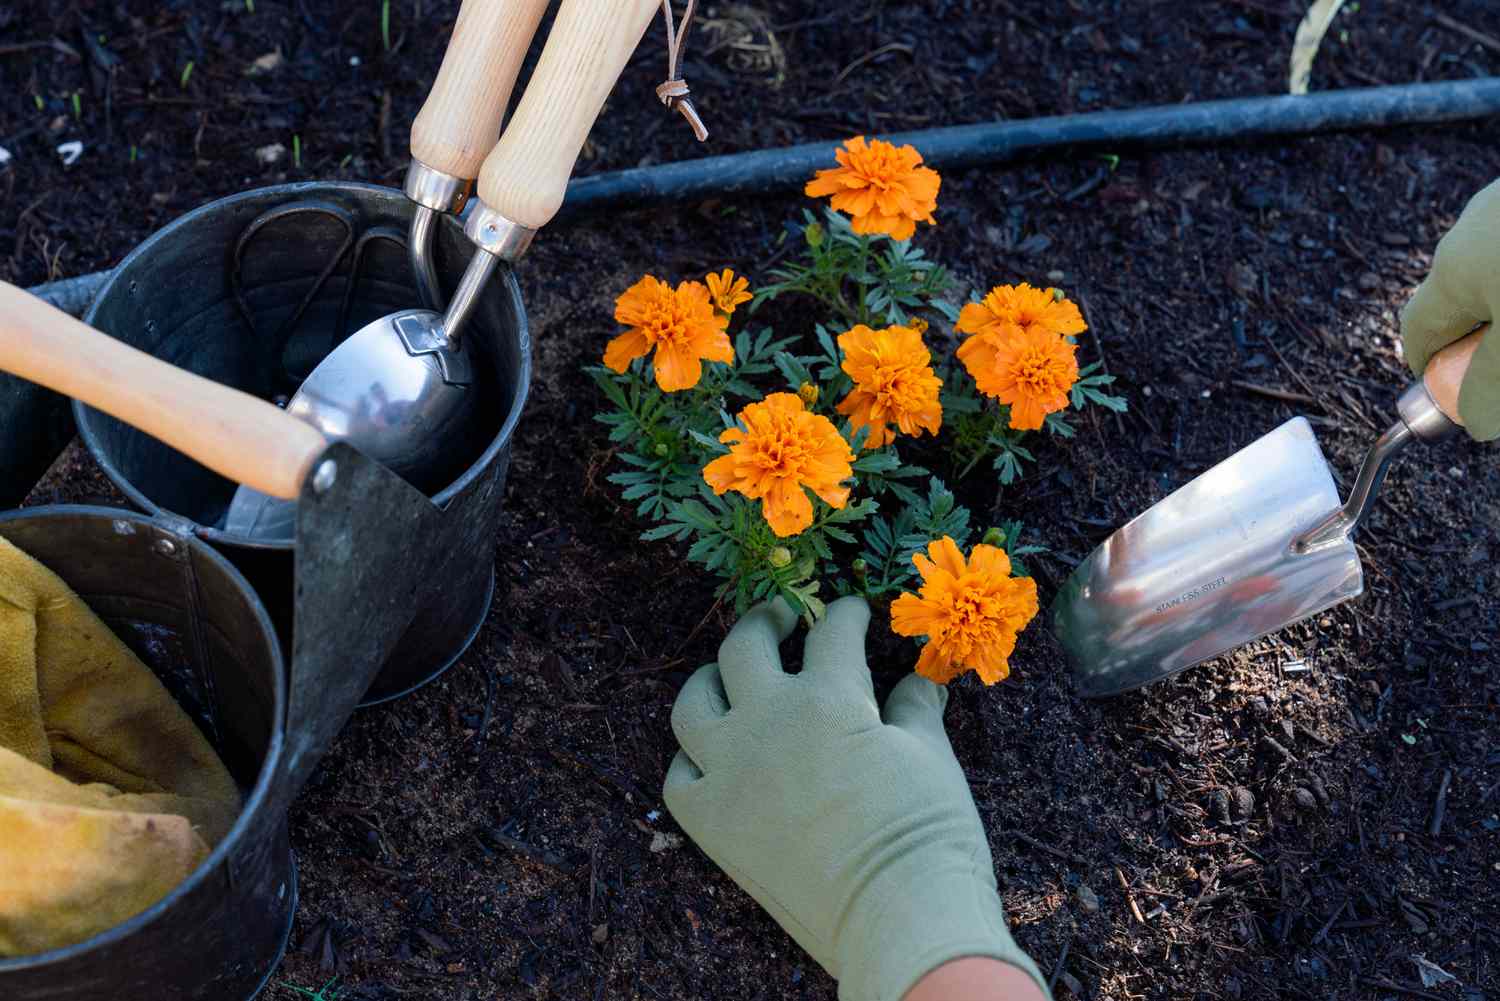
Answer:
(1053, 326, 1488, 698)
(224, 0, 663, 540)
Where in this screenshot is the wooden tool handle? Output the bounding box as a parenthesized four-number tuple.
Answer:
(410, 0, 552, 180)
(475, 0, 659, 230)
(0, 283, 325, 500)
(1423, 323, 1489, 426)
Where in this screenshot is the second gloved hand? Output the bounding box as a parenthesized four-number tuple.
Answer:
(1401, 178, 1500, 440)
(663, 597, 1048, 1001)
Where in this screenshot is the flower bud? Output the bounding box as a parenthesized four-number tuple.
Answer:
(981, 527, 1007, 548)
(797, 382, 820, 407)
(909, 317, 929, 335)
(805, 222, 824, 248)
(654, 442, 671, 458)
(1051, 287, 1066, 302)
(851, 558, 869, 582)
(768, 546, 793, 568)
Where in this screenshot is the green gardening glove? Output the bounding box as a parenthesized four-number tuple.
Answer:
(663, 597, 1049, 1001)
(1401, 177, 1500, 440)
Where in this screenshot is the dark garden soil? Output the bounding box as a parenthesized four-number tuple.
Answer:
(6, 2, 1500, 999)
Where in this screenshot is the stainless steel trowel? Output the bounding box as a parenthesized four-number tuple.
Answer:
(1052, 325, 1487, 697)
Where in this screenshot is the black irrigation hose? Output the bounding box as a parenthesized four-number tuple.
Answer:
(563, 76, 1500, 215)
(25, 76, 1500, 316)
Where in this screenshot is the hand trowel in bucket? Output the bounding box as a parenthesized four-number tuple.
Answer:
(1052, 326, 1487, 698)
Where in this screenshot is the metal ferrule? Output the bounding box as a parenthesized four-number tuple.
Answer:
(1293, 379, 1460, 552)
(403, 159, 472, 214)
(463, 201, 536, 261)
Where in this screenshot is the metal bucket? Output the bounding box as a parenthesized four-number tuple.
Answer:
(74, 182, 531, 703)
(0, 507, 292, 1001)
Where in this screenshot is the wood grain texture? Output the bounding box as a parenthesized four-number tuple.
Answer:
(0, 283, 324, 499)
(410, 0, 552, 179)
(477, 0, 660, 230)
(1424, 324, 1487, 425)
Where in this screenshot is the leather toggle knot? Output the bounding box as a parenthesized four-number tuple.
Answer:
(658, 0, 708, 141)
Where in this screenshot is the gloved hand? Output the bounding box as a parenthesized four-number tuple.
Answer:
(663, 597, 1049, 1001)
(1401, 178, 1500, 440)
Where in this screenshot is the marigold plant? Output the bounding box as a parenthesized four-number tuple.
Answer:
(605, 275, 733, 392)
(805, 136, 940, 241)
(836, 324, 943, 449)
(703, 392, 854, 537)
(890, 536, 1039, 685)
(588, 138, 1127, 686)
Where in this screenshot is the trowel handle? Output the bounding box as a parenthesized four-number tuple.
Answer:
(475, 0, 660, 231)
(1421, 324, 1488, 426)
(409, 0, 551, 180)
(0, 283, 324, 501)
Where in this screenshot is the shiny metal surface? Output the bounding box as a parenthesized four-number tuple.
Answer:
(408, 205, 445, 310)
(1295, 380, 1457, 552)
(223, 307, 482, 540)
(464, 202, 536, 259)
(404, 161, 470, 312)
(1396, 380, 1461, 442)
(1295, 420, 1413, 552)
(1053, 417, 1363, 698)
(442, 250, 499, 349)
(403, 158, 472, 214)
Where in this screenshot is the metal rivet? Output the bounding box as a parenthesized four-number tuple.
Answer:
(312, 459, 338, 494)
(154, 537, 178, 556)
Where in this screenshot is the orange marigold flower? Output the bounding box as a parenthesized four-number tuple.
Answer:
(702, 392, 854, 537)
(706, 268, 752, 315)
(955, 284, 1085, 431)
(604, 275, 733, 392)
(890, 536, 1039, 686)
(955, 282, 1086, 343)
(835, 324, 943, 449)
(804, 136, 940, 241)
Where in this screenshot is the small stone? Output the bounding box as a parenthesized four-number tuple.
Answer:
(1046, 269, 1065, 282)
(1231, 786, 1256, 819)
(245, 49, 283, 76)
(1227, 261, 1257, 296)
(1380, 231, 1412, 247)
(1293, 787, 1318, 811)
(1075, 885, 1100, 914)
(255, 142, 285, 165)
(592, 923, 609, 945)
(649, 831, 683, 854)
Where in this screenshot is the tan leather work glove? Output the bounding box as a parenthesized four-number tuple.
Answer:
(663, 597, 1049, 1001)
(1401, 178, 1500, 440)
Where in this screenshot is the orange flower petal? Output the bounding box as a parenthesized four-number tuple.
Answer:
(603, 329, 650, 372)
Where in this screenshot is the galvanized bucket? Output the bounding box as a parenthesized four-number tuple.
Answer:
(0, 507, 293, 1001)
(74, 182, 531, 703)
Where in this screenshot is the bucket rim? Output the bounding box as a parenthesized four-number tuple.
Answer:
(76, 180, 534, 552)
(0, 505, 290, 971)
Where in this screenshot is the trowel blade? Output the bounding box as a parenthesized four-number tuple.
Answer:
(1051, 417, 1364, 697)
(222, 485, 296, 543)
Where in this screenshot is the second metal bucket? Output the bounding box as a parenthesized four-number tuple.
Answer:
(0, 507, 292, 1001)
(74, 182, 531, 703)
